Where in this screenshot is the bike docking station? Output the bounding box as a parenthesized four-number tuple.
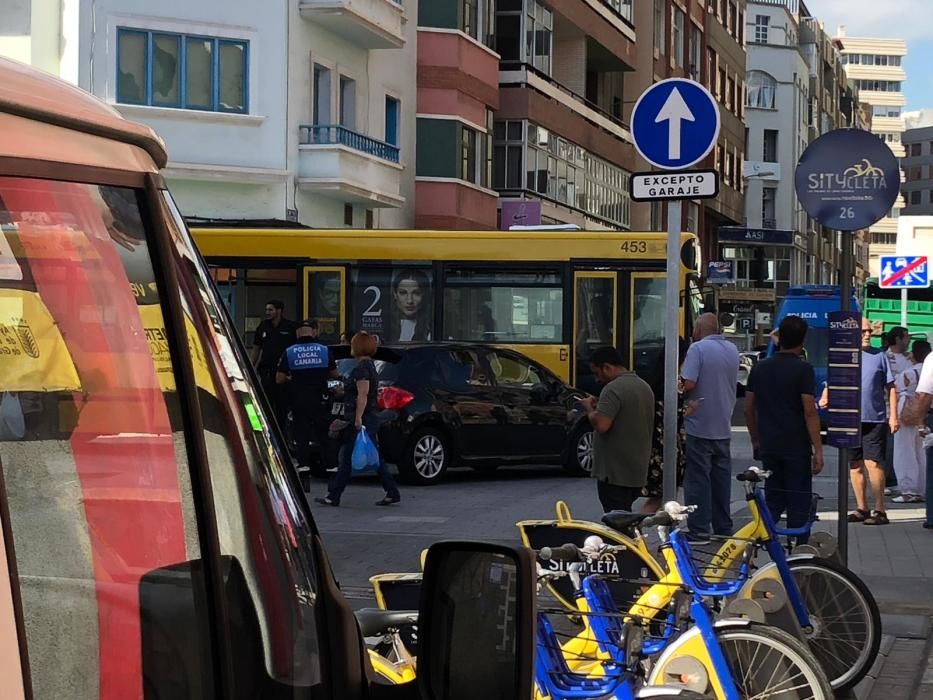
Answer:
(629, 77, 721, 502)
(795, 128, 901, 565)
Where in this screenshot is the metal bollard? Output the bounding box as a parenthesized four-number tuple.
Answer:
(747, 578, 807, 642)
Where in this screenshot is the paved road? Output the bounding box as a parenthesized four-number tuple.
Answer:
(310, 398, 830, 599)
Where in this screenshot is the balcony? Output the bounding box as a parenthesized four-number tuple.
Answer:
(299, 0, 405, 49)
(499, 66, 631, 144)
(298, 124, 404, 207)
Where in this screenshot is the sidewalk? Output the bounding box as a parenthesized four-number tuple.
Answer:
(731, 424, 933, 700)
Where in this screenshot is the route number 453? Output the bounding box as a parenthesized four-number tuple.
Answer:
(839, 207, 856, 220)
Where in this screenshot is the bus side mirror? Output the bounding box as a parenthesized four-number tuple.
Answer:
(417, 541, 536, 700)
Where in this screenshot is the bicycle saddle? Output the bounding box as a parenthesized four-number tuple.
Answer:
(355, 608, 418, 637)
(601, 511, 650, 536)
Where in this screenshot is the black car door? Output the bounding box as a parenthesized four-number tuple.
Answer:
(432, 348, 503, 459)
(486, 349, 568, 457)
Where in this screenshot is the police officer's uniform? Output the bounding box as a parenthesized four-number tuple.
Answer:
(277, 337, 336, 472)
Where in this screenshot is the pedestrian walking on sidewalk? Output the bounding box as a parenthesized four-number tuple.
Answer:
(681, 313, 740, 538)
(891, 340, 930, 503)
(581, 347, 655, 513)
(848, 318, 899, 526)
(316, 332, 401, 507)
(901, 351, 933, 529)
(744, 316, 824, 544)
(884, 327, 912, 493)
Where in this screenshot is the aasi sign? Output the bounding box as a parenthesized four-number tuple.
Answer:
(794, 129, 900, 231)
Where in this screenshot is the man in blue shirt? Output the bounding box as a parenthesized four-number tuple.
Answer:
(745, 316, 824, 543)
(681, 313, 741, 538)
(848, 318, 899, 525)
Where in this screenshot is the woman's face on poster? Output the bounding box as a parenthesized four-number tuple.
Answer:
(394, 278, 423, 319)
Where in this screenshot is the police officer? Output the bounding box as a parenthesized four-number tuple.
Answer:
(251, 299, 298, 428)
(276, 320, 338, 486)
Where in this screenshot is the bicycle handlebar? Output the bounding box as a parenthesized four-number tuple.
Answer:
(736, 466, 772, 483)
(539, 543, 584, 563)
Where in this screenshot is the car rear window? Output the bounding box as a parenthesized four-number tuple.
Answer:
(336, 348, 436, 388)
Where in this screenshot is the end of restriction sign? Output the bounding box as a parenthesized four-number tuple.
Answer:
(630, 169, 719, 202)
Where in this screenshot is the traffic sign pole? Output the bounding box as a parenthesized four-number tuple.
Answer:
(837, 240, 853, 565)
(663, 200, 682, 504)
(901, 288, 908, 327)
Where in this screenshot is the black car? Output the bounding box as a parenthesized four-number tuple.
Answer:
(331, 343, 593, 485)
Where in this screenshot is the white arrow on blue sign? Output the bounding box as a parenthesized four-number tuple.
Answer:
(631, 78, 721, 170)
(879, 255, 930, 289)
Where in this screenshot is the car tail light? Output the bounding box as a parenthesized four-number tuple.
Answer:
(378, 386, 415, 410)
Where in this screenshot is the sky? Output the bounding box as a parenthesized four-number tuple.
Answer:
(806, 0, 932, 110)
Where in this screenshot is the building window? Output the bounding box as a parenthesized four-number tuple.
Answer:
(460, 0, 495, 47)
(717, 67, 726, 100)
(654, 0, 666, 55)
(339, 75, 356, 128)
(747, 70, 776, 109)
(672, 7, 685, 67)
(313, 64, 331, 124)
(689, 24, 702, 80)
(910, 190, 922, 206)
(726, 76, 736, 112)
(495, 120, 631, 228)
(728, 2, 738, 37)
(706, 46, 716, 85)
(762, 187, 776, 228)
(384, 96, 400, 147)
(460, 111, 493, 188)
(763, 129, 778, 162)
(117, 29, 248, 112)
(753, 14, 769, 43)
(873, 104, 902, 118)
(525, 0, 553, 75)
(601, 0, 633, 24)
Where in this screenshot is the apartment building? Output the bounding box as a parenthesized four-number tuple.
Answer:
(723, 0, 862, 346)
(835, 27, 908, 277)
(901, 110, 933, 216)
(0, 0, 417, 228)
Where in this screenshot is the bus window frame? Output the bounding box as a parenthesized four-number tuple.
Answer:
(302, 265, 347, 340)
(440, 261, 566, 345)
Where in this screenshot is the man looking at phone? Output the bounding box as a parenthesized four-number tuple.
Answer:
(581, 347, 655, 512)
(745, 315, 824, 543)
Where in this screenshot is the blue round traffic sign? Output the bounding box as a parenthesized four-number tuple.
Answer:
(794, 128, 900, 232)
(631, 78, 721, 170)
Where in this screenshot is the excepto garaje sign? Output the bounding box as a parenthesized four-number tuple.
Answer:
(630, 170, 719, 202)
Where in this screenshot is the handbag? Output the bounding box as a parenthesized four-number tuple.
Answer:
(351, 427, 381, 472)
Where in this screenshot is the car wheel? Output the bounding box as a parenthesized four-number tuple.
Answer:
(563, 426, 593, 477)
(399, 427, 450, 485)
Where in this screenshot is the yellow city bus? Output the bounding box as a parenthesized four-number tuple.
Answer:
(192, 227, 701, 393)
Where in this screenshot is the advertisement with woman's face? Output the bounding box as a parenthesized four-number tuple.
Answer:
(351, 267, 433, 344)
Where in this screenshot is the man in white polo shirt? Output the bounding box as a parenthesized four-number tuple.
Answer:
(904, 354, 933, 529)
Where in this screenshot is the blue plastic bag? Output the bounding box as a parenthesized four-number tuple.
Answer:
(351, 427, 381, 472)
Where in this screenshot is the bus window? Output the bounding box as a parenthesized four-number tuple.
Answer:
(631, 274, 667, 380)
(573, 271, 617, 394)
(163, 195, 324, 692)
(302, 267, 344, 344)
(349, 266, 434, 344)
(443, 268, 563, 343)
(0, 179, 215, 698)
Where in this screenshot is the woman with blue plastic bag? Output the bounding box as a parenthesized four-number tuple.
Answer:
(316, 332, 401, 507)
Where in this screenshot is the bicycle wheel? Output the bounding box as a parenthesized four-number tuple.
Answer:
(716, 625, 834, 700)
(787, 557, 881, 692)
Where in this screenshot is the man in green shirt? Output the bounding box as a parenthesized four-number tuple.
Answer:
(581, 346, 656, 512)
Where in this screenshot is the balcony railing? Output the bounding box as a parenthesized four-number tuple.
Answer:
(299, 124, 400, 163)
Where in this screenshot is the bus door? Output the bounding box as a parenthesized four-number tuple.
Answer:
(302, 266, 346, 344)
(627, 272, 670, 387)
(572, 270, 617, 395)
